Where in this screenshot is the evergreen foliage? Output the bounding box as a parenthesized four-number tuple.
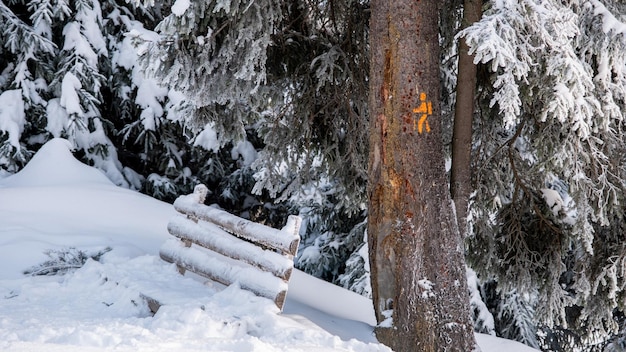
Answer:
(0, 0, 257, 208)
(467, 268, 496, 336)
(0, 0, 164, 186)
(133, 0, 282, 142)
(135, 0, 371, 287)
(461, 0, 626, 348)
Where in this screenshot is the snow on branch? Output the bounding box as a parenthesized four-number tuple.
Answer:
(0, 90, 25, 149)
(134, 0, 282, 138)
(589, 0, 626, 37)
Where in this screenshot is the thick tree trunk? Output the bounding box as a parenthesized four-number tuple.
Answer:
(368, 1, 477, 351)
(451, 0, 482, 238)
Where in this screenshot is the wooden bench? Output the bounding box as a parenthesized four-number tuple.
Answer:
(159, 184, 301, 311)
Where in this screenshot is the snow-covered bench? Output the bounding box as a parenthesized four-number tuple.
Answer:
(159, 184, 301, 311)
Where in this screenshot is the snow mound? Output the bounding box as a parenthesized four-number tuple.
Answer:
(476, 333, 541, 352)
(0, 137, 175, 279)
(0, 138, 113, 188)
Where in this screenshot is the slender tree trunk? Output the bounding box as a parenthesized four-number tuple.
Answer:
(450, 0, 482, 237)
(368, 1, 477, 351)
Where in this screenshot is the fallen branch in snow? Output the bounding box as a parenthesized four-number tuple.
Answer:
(23, 247, 112, 276)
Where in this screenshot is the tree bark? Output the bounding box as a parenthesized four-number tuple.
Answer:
(451, 0, 482, 238)
(368, 1, 477, 351)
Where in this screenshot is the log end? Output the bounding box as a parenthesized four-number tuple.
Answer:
(274, 289, 288, 312)
(193, 184, 209, 204)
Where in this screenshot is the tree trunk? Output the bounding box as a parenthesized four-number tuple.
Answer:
(450, 0, 482, 237)
(368, 1, 477, 351)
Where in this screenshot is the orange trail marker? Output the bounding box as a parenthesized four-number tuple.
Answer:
(412, 92, 432, 134)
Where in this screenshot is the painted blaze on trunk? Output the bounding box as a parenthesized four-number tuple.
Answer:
(367, 1, 477, 351)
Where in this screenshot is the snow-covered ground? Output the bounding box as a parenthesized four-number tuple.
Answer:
(0, 138, 539, 351)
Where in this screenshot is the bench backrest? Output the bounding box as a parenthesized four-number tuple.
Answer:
(159, 184, 301, 311)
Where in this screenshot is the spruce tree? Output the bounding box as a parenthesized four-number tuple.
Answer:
(460, 0, 626, 348)
(0, 0, 166, 188)
(0, 0, 56, 171)
(135, 0, 372, 286)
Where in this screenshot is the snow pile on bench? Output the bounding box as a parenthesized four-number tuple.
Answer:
(159, 184, 301, 311)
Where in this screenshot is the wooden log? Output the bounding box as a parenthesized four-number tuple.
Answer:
(173, 195, 300, 256)
(281, 215, 302, 258)
(141, 293, 162, 315)
(167, 215, 294, 280)
(159, 239, 289, 311)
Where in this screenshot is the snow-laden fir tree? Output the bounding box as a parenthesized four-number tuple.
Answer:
(50, 0, 137, 185)
(256, 1, 370, 286)
(133, 0, 282, 142)
(0, 0, 248, 204)
(0, 0, 169, 188)
(460, 0, 626, 348)
(134, 0, 371, 285)
(0, 0, 56, 171)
